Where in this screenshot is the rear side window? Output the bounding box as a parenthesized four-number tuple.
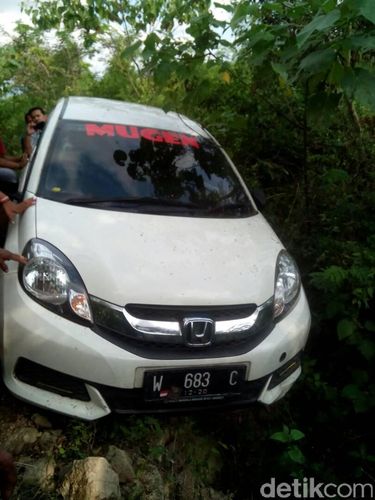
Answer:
(37, 120, 254, 217)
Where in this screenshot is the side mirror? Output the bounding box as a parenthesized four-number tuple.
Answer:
(250, 188, 266, 210)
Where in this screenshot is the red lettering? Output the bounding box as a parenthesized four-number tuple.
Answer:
(162, 131, 182, 145)
(181, 134, 200, 149)
(140, 128, 164, 143)
(115, 125, 140, 139)
(85, 123, 200, 149)
(85, 124, 114, 136)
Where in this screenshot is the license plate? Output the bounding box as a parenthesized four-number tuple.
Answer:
(144, 365, 247, 403)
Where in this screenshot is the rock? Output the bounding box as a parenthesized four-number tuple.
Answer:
(2, 427, 41, 455)
(31, 413, 53, 429)
(60, 456, 121, 500)
(177, 467, 197, 500)
(38, 430, 62, 453)
(139, 463, 164, 500)
(22, 456, 56, 492)
(106, 445, 135, 483)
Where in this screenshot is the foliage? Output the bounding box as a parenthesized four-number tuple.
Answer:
(58, 421, 96, 460)
(231, 0, 375, 118)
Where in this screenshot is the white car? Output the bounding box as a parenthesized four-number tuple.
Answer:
(1, 97, 310, 420)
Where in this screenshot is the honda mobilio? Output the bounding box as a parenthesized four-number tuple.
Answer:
(0, 97, 311, 419)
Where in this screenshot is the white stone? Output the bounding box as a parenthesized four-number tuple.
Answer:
(60, 456, 121, 500)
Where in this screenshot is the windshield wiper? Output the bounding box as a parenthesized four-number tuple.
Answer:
(64, 196, 201, 209)
(207, 202, 252, 214)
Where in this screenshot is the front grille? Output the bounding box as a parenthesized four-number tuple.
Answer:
(125, 303, 257, 321)
(90, 296, 275, 359)
(92, 321, 274, 359)
(14, 358, 90, 401)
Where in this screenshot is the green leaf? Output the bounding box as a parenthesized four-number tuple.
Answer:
(342, 384, 361, 400)
(213, 2, 233, 14)
(342, 67, 375, 110)
(263, 2, 284, 14)
(337, 318, 356, 340)
(323, 168, 350, 184)
(290, 429, 305, 441)
(121, 40, 142, 58)
(144, 32, 160, 51)
(271, 62, 288, 82)
(270, 431, 289, 443)
(246, 29, 275, 49)
(321, 0, 338, 14)
(354, 69, 375, 111)
(297, 9, 341, 48)
(341, 67, 357, 96)
(231, 1, 258, 28)
(359, 340, 375, 360)
(154, 61, 174, 85)
(341, 384, 372, 412)
(310, 265, 347, 291)
(299, 48, 336, 74)
(287, 445, 306, 464)
(360, 0, 375, 24)
(327, 62, 346, 86)
(340, 34, 375, 51)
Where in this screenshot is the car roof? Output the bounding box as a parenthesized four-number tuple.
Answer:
(60, 96, 209, 138)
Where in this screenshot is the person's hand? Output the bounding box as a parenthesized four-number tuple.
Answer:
(2, 197, 36, 223)
(0, 450, 17, 499)
(26, 121, 35, 136)
(0, 248, 27, 272)
(17, 153, 28, 169)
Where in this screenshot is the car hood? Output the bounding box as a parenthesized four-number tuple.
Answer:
(32, 198, 283, 306)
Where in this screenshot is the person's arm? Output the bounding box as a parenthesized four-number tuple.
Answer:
(23, 122, 35, 157)
(0, 192, 36, 223)
(0, 154, 28, 170)
(3, 153, 26, 162)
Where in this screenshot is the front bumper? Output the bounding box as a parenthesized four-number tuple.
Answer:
(1, 274, 310, 420)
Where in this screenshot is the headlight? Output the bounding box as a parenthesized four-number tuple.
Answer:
(20, 239, 92, 324)
(273, 250, 301, 320)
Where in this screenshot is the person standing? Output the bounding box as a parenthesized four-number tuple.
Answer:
(0, 136, 28, 186)
(21, 112, 33, 155)
(0, 193, 35, 498)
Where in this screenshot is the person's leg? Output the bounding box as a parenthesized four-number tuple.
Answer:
(0, 206, 8, 247)
(0, 169, 17, 184)
(0, 169, 18, 199)
(0, 450, 16, 500)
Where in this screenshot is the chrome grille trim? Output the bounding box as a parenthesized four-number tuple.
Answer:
(91, 295, 272, 341)
(123, 309, 181, 336)
(216, 308, 260, 335)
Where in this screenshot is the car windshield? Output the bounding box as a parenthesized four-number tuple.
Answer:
(37, 120, 255, 217)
